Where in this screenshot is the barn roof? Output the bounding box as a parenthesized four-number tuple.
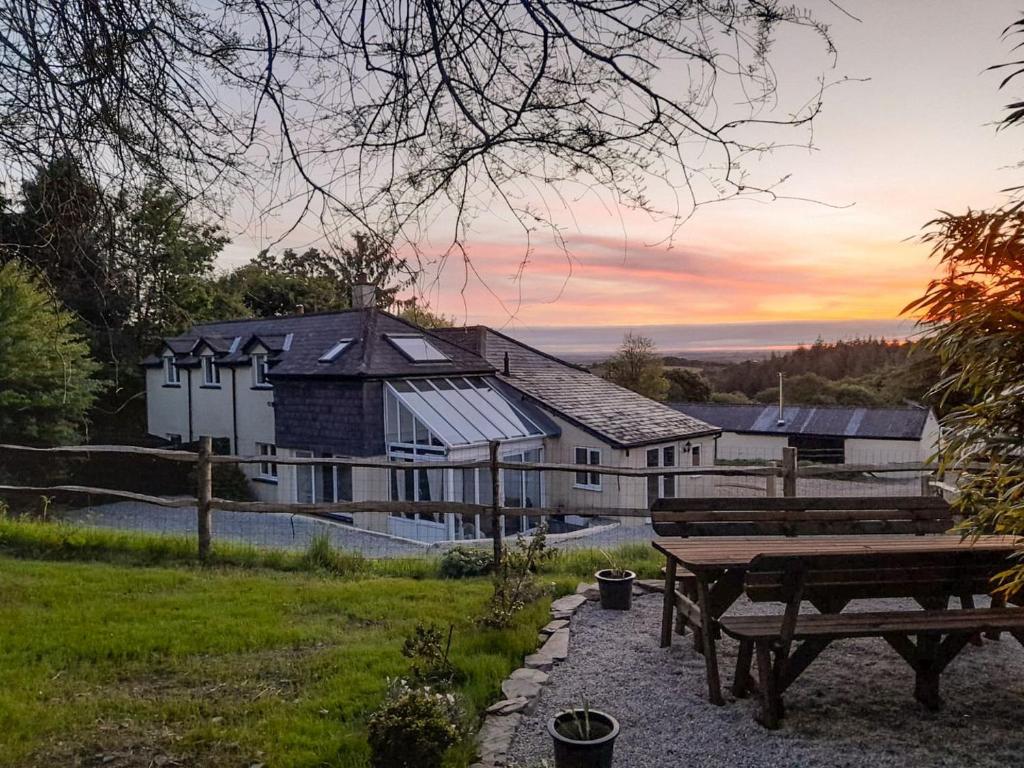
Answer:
(669, 403, 933, 441)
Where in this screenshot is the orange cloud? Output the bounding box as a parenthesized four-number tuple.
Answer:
(407, 230, 936, 327)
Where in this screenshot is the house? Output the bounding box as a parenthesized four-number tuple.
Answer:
(143, 288, 719, 542)
(668, 402, 940, 465)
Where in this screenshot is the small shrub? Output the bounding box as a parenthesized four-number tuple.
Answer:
(300, 533, 366, 576)
(402, 622, 459, 690)
(187, 462, 255, 501)
(479, 525, 554, 629)
(366, 679, 463, 768)
(439, 546, 493, 579)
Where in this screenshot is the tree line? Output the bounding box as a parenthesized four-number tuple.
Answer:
(600, 334, 942, 410)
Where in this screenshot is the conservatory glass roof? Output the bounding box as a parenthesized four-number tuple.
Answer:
(386, 377, 548, 447)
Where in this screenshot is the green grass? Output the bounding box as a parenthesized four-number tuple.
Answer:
(0, 516, 664, 579)
(0, 518, 666, 765)
(0, 554, 550, 768)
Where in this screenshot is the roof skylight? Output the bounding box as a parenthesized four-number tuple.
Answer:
(318, 339, 353, 363)
(386, 334, 450, 363)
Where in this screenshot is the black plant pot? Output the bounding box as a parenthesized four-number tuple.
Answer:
(548, 709, 619, 768)
(595, 569, 636, 610)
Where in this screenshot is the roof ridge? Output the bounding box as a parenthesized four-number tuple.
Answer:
(672, 402, 930, 413)
(474, 327, 590, 373)
(191, 307, 365, 328)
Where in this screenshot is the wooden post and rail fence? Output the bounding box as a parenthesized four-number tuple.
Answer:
(0, 441, 953, 563)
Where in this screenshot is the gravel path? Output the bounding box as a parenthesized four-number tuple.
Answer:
(508, 593, 1024, 768)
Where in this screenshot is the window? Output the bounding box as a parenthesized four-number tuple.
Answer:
(166, 433, 182, 447)
(502, 449, 544, 534)
(389, 458, 445, 503)
(251, 353, 270, 386)
(574, 447, 601, 490)
(318, 339, 352, 363)
(201, 355, 220, 386)
(163, 354, 180, 385)
(257, 443, 277, 480)
(385, 334, 449, 362)
(319, 454, 353, 505)
(647, 446, 676, 505)
(691, 445, 701, 467)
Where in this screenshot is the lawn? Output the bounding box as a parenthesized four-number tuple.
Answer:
(0, 553, 550, 768)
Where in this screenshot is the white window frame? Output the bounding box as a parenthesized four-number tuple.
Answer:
(163, 354, 180, 385)
(257, 443, 277, 481)
(385, 333, 450, 363)
(251, 352, 270, 387)
(691, 444, 701, 467)
(316, 452, 353, 505)
(647, 445, 677, 506)
(319, 339, 353, 363)
(501, 448, 545, 534)
(201, 355, 221, 386)
(573, 447, 602, 491)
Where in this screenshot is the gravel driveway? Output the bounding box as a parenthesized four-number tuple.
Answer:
(508, 593, 1024, 768)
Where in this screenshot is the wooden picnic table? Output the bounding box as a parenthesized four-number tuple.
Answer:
(653, 534, 1022, 705)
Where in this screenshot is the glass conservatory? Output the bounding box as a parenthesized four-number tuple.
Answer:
(383, 377, 549, 541)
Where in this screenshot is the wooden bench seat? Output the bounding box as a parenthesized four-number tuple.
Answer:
(721, 606, 1024, 641)
(652, 496, 955, 538)
(721, 550, 1023, 728)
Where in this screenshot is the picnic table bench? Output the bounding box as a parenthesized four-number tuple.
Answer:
(651, 496, 956, 641)
(720, 549, 1024, 728)
(649, 495, 1019, 706)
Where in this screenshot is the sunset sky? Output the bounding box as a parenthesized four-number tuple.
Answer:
(220, 1, 1021, 341)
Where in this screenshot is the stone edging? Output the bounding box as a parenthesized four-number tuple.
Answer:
(470, 586, 596, 768)
(471, 579, 666, 768)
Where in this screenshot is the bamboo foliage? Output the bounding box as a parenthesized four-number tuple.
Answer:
(907, 205, 1024, 590)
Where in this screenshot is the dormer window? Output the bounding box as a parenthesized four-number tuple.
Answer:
(252, 352, 270, 386)
(385, 334, 449, 363)
(319, 339, 353, 363)
(201, 355, 221, 386)
(163, 353, 180, 386)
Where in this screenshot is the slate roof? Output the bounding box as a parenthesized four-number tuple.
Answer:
(669, 403, 933, 441)
(143, 310, 494, 380)
(432, 327, 719, 448)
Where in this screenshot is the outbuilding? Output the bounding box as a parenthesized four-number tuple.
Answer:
(669, 402, 940, 465)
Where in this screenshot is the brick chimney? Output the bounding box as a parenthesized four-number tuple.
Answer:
(351, 274, 375, 309)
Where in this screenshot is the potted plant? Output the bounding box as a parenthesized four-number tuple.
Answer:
(548, 703, 619, 768)
(595, 551, 636, 610)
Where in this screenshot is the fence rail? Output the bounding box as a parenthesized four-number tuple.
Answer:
(0, 440, 961, 563)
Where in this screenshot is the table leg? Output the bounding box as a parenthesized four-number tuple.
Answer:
(987, 593, 1006, 640)
(696, 577, 724, 705)
(914, 632, 942, 710)
(661, 557, 677, 649)
(732, 639, 754, 698)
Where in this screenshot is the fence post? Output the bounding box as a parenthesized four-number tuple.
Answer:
(782, 446, 798, 497)
(765, 462, 778, 497)
(197, 435, 213, 561)
(489, 440, 502, 567)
